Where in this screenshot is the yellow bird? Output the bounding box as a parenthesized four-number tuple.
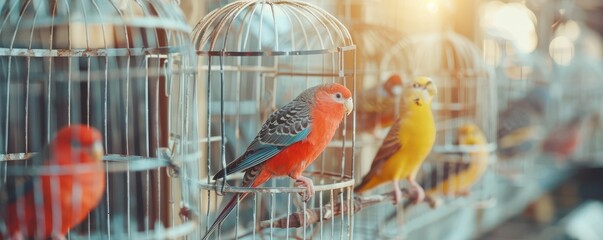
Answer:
(420, 123, 489, 198)
(354, 76, 437, 205)
(379, 123, 490, 225)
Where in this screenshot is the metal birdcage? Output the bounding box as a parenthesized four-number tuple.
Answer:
(480, 0, 555, 184)
(0, 0, 199, 239)
(192, 0, 356, 239)
(365, 31, 498, 238)
(482, 31, 548, 184)
(540, 0, 603, 165)
(553, 53, 603, 165)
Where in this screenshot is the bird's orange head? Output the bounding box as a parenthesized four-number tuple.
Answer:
(315, 83, 354, 116)
(53, 125, 104, 165)
(384, 74, 403, 95)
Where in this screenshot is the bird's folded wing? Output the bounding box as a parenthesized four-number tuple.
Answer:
(214, 101, 312, 179)
(360, 119, 403, 181)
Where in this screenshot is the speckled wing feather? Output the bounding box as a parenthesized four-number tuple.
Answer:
(213, 92, 314, 180)
(355, 119, 402, 189)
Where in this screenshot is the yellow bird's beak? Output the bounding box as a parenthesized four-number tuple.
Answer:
(344, 98, 354, 116)
(426, 81, 437, 97)
(414, 97, 422, 106)
(91, 141, 105, 162)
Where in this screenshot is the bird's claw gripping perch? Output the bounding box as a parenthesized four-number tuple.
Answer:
(179, 203, 198, 222)
(294, 176, 315, 202)
(408, 178, 425, 204)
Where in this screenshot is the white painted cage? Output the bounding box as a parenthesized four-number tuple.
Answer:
(0, 0, 199, 239)
(193, 0, 356, 239)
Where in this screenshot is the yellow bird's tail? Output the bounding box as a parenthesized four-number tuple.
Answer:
(354, 175, 383, 193)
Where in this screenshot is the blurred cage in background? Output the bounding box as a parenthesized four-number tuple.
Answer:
(192, 0, 356, 239)
(358, 31, 498, 238)
(340, 21, 405, 184)
(538, 0, 603, 166)
(334, 16, 408, 240)
(554, 53, 603, 165)
(0, 0, 199, 239)
(482, 32, 546, 183)
(480, 1, 550, 184)
(333, 19, 407, 238)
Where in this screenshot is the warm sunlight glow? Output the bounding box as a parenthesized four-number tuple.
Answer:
(549, 36, 575, 65)
(583, 32, 603, 57)
(481, 2, 537, 53)
(483, 38, 501, 67)
(556, 20, 581, 41)
(426, 1, 439, 13)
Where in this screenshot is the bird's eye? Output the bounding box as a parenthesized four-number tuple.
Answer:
(335, 93, 342, 99)
(412, 83, 419, 88)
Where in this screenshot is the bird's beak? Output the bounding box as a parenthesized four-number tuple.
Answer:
(344, 98, 354, 116)
(91, 141, 104, 161)
(414, 97, 421, 106)
(426, 81, 437, 97)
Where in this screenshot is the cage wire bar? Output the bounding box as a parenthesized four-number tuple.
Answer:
(351, 31, 498, 238)
(0, 0, 200, 239)
(192, 0, 356, 239)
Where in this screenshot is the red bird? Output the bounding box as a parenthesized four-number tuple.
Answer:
(0, 125, 105, 240)
(203, 83, 353, 240)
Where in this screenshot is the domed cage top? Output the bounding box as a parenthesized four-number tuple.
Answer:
(192, 0, 357, 239)
(195, 0, 352, 54)
(366, 31, 498, 238)
(0, 0, 199, 239)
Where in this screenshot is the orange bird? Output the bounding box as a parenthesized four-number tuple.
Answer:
(203, 83, 353, 240)
(0, 125, 105, 239)
(355, 74, 404, 134)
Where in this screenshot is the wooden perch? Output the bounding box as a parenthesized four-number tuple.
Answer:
(260, 188, 424, 229)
